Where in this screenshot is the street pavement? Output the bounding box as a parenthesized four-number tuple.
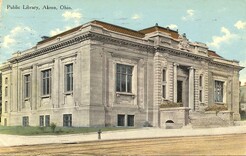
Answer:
(0, 125, 246, 147)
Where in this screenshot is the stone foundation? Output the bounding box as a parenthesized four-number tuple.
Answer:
(159, 107, 190, 129)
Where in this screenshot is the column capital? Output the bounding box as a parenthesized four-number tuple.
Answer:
(188, 66, 194, 70)
(173, 63, 179, 66)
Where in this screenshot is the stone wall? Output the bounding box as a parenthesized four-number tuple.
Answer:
(159, 107, 190, 128)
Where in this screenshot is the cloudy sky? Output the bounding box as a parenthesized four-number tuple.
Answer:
(0, 0, 246, 83)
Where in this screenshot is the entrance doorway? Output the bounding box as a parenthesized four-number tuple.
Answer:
(177, 80, 183, 103)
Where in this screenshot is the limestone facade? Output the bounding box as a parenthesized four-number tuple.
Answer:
(0, 21, 243, 127)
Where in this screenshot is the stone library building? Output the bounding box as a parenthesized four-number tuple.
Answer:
(0, 20, 243, 128)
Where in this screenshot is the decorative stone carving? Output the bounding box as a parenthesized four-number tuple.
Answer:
(178, 33, 190, 50)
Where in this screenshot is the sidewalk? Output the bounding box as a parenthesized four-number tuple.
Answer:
(0, 125, 246, 147)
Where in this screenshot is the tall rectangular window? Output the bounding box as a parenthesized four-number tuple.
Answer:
(63, 114, 72, 127)
(199, 75, 203, 87)
(39, 115, 44, 127)
(199, 90, 203, 102)
(24, 74, 31, 98)
(199, 75, 203, 102)
(65, 64, 73, 92)
(22, 116, 29, 127)
(214, 80, 224, 103)
(42, 69, 51, 95)
(162, 69, 166, 82)
(45, 115, 50, 127)
(162, 69, 167, 99)
(116, 64, 133, 93)
(162, 85, 166, 99)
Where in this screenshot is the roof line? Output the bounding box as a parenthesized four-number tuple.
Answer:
(139, 25, 178, 33)
(92, 20, 145, 35)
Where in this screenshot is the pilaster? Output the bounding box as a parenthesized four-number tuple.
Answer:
(232, 69, 240, 120)
(173, 63, 178, 103)
(203, 68, 209, 107)
(189, 67, 194, 110)
(153, 51, 162, 126)
(194, 70, 199, 110)
(168, 63, 174, 101)
(31, 64, 38, 110)
(74, 52, 81, 106)
(52, 57, 60, 108)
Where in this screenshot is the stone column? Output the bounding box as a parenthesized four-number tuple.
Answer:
(173, 63, 178, 103)
(189, 67, 194, 110)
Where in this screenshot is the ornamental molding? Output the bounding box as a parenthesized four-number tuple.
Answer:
(156, 46, 241, 70)
(111, 53, 140, 64)
(178, 34, 190, 51)
(9, 32, 91, 63)
(5, 30, 241, 72)
(0, 64, 12, 72)
(156, 46, 209, 61)
(90, 32, 155, 53)
(208, 61, 241, 71)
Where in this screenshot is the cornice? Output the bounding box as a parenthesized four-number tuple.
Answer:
(90, 32, 155, 53)
(155, 46, 242, 70)
(5, 29, 242, 72)
(155, 46, 210, 61)
(208, 60, 243, 71)
(0, 64, 12, 72)
(9, 32, 91, 63)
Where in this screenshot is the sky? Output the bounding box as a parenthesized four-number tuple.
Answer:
(0, 0, 246, 83)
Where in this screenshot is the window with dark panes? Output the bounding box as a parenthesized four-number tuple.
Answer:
(199, 90, 203, 102)
(199, 75, 203, 87)
(24, 74, 31, 98)
(214, 80, 224, 103)
(116, 64, 133, 93)
(40, 115, 44, 127)
(45, 115, 50, 127)
(127, 115, 134, 126)
(65, 64, 73, 92)
(162, 69, 166, 99)
(117, 114, 125, 126)
(199, 75, 203, 102)
(42, 69, 51, 95)
(63, 114, 72, 127)
(22, 116, 29, 127)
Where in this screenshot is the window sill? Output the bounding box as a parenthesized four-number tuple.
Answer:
(162, 98, 168, 101)
(41, 95, 51, 99)
(24, 98, 30, 101)
(116, 92, 135, 98)
(215, 102, 225, 105)
(64, 91, 73, 95)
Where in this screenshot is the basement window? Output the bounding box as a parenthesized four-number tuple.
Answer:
(117, 114, 125, 126)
